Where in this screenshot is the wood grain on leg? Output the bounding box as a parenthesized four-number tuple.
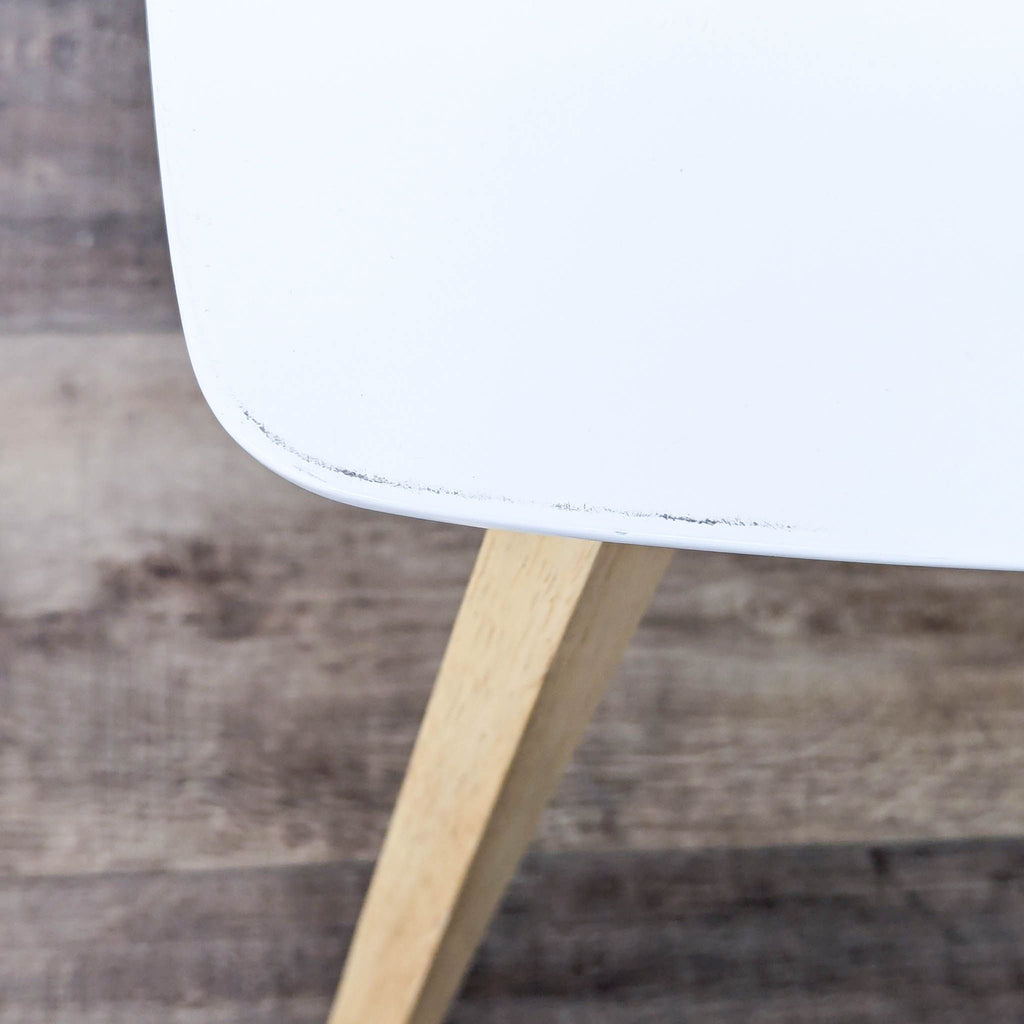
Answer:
(327, 530, 672, 1024)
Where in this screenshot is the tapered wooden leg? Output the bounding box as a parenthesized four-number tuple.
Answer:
(326, 529, 672, 1024)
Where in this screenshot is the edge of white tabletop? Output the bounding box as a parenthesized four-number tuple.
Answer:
(176, 317, 1024, 573)
(162, 170, 1023, 575)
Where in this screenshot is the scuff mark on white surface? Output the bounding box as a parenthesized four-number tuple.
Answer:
(240, 407, 796, 534)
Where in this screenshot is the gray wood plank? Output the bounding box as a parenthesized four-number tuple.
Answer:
(3, 840, 1024, 1023)
(3, 333, 1024, 880)
(0, 0, 178, 329)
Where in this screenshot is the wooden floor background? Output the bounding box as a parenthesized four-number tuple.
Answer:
(3, 2, 1024, 1021)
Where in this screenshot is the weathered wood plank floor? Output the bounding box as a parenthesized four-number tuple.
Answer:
(0, 0, 177, 331)
(4, 841, 1024, 1024)
(3, 333, 1024, 1020)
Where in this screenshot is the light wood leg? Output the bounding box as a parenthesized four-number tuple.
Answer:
(326, 529, 672, 1024)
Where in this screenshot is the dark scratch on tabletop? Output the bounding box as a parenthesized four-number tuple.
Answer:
(239, 407, 795, 534)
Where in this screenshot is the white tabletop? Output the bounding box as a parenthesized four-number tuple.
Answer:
(149, 1, 1024, 570)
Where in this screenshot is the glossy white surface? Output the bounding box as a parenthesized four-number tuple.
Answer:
(148, 1, 1024, 569)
